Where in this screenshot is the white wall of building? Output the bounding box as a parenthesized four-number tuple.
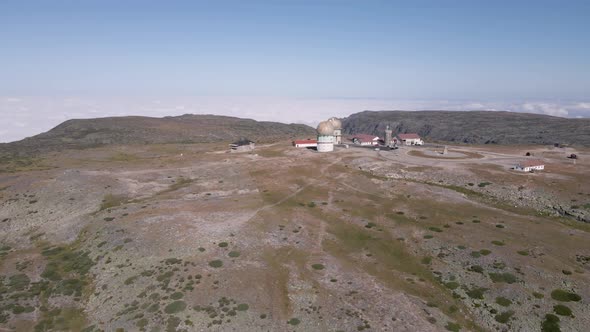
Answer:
(317, 135, 334, 152)
(516, 164, 544, 172)
(401, 138, 424, 145)
(294, 142, 317, 148)
(333, 129, 342, 144)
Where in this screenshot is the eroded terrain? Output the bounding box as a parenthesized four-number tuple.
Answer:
(0, 142, 589, 331)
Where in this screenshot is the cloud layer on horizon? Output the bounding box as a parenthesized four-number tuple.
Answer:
(1, 96, 589, 143)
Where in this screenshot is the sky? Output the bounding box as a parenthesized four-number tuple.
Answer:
(1, 0, 589, 142)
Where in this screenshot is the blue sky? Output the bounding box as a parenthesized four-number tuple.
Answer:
(0, 1, 589, 141)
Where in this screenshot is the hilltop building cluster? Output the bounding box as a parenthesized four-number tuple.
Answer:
(285, 117, 566, 174)
(292, 117, 343, 152)
(292, 119, 424, 152)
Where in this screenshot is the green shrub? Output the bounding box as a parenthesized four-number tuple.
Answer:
(166, 316, 181, 331)
(428, 227, 443, 232)
(517, 250, 529, 256)
(489, 272, 517, 284)
(444, 282, 459, 290)
(41, 263, 62, 281)
(124, 276, 138, 285)
(551, 289, 581, 302)
(466, 287, 487, 299)
(164, 258, 182, 265)
(491, 240, 505, 246)
(479, 249, 491, 256)
(533, 292, 545, 299)
(541, 314, 560, 332)
(495, 297, 512, 307)
(228, 251, 240, 258)
(553, 304, 572, 316)
(469, 265, 483, 273)
(136, 318, 148, 328)
(208, 260, 223, 268)
(311, 264, 325, 270)
(8, 273, 31, 291)
(423, 234, 434, 239)
(236, 303, 249, 311)
(218, 242, 228, 248)
(164, 301, 186, 314)
(288, 318, 301, 325)
(147, 303, 159, 313)
(445, 322, 461, 331)
(170, 292, 184, 300)
(494, 310, 514, 324)
(156, 271, 174, 281)
(12, 305, 27, 314)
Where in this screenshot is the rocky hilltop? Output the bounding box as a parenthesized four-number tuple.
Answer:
(342, 110, 590, 145)
(0, 114, 316, 155)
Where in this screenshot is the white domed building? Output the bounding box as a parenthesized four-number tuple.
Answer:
(316, 121, 335, 152)
(328, 117, 342, 144)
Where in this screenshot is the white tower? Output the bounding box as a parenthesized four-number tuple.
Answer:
(328, 117, 342, 144)
(385, 125, 392, 147)
(316, 121, 335, 152)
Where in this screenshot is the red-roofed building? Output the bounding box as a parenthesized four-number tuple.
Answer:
(397, 133, 424, 146)
(293, 139, 317, 148)
(352, 134, 380, 146)
(515, 159, 545, 172)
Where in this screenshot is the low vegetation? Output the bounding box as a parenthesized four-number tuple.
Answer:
(99, 194, 128, 211)
(550, 289, 581, 302)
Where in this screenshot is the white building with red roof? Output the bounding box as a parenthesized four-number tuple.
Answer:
(292, 139, 317, 148)
(352, 134, 380, 146)
(515, 159, 545, 172)
(397, 133, 424, 146)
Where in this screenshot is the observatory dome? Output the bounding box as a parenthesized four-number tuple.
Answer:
(316, 121, 335, 136)
(328, 117, 342, 130)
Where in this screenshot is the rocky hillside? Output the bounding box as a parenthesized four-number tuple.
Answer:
(342, 111, 590, 145)
(0, 114, 316, 155)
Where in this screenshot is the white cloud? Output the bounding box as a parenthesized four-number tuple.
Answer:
(462, 103, 486, 109)
(521, 102, 568, 117)
(2, 97, 22, 103)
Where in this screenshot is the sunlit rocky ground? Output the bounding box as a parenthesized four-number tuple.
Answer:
(1, 142, 589, 331)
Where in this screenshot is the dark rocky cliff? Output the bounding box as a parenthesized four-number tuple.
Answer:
(342, 111, 590, 145)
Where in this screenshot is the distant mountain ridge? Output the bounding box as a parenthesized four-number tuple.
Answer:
(342, 110, 590, 145)
(2, 110, 589, 157)
(0, 114, 316, 156)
